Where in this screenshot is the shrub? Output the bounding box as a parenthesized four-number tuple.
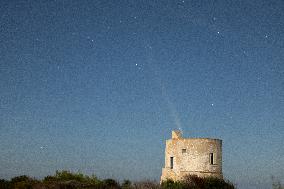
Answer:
(85, 174, 101, 185)
(103, 178, 120, 189)
(121, 180, 132, 189)
(203, 177, 234, 189)
(0, 171, 236, 189)
(13, 181, 32, 189)
(0, 179, 11, 189)
(161, 179, 183, 189)
(42, 175, 57, 182)
(42, 171, 102, 188)
(10, 175, 38, 189)
(54, 170, 86, 182)
(272, 176, 284, 189)
(133, 180, 160, 189)
(160, 175, 235, 189)
(10, 175, 32, 184)
(182, 175, 235, 189)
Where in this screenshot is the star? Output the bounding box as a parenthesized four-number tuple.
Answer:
(211, 103, 214, 106)
(135, 63, 142, 70)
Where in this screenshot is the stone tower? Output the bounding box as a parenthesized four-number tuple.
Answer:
(161, 130, 222, 182)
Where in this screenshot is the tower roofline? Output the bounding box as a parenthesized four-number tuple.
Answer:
(166, 137, 222, 142)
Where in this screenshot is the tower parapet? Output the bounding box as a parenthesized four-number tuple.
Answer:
(172, 130, 182, 139)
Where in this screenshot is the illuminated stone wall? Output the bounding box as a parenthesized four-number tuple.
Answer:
(161, 131, 222, 182)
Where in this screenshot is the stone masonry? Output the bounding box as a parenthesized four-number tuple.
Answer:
(161, 130, 223, 182)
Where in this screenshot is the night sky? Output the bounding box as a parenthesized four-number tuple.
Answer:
(0, 1, 283, 189)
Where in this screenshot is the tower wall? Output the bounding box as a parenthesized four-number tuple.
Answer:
(161, 132, 222, 182)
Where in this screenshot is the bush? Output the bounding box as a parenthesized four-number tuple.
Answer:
(160, 175, 235, 189)
(133, 180, 160, 189)
(10, 176, 32, 184)
(161, 179, 183, 189)
(13, 182, 32, 189)
(0, 171, 236, 189)
(182, 175, 235, 189)
(54, 170, 86, 182)
(0, 179, 11, 189)
(103, 178, 120, 189)
(10, 175, 38, 189)
(42, 175, 57, 182)
(85, 174, 101, 185)
(204, 177, 234, 189)
(121, 180, 132, 189)
(272, 176, 284, 189)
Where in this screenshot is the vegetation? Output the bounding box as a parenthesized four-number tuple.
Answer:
(272, 176, 284, 189)
(0, 170, 237, 189)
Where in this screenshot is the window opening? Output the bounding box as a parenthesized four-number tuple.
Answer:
(210, 153, 214, 165)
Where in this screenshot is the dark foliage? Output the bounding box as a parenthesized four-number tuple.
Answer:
(102, 179, 120, 189)
(10, 176, 32, 185)
(161, 175, 235, 189)
(9, 175, 38, 189)
(161, 179, 183, 189)
(121, 180, 132, 189)
(43, 170, 86, 182)
(0, 171, 236, 189)
(132, 180, 160, 189)
(0, 179, 11, 189)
